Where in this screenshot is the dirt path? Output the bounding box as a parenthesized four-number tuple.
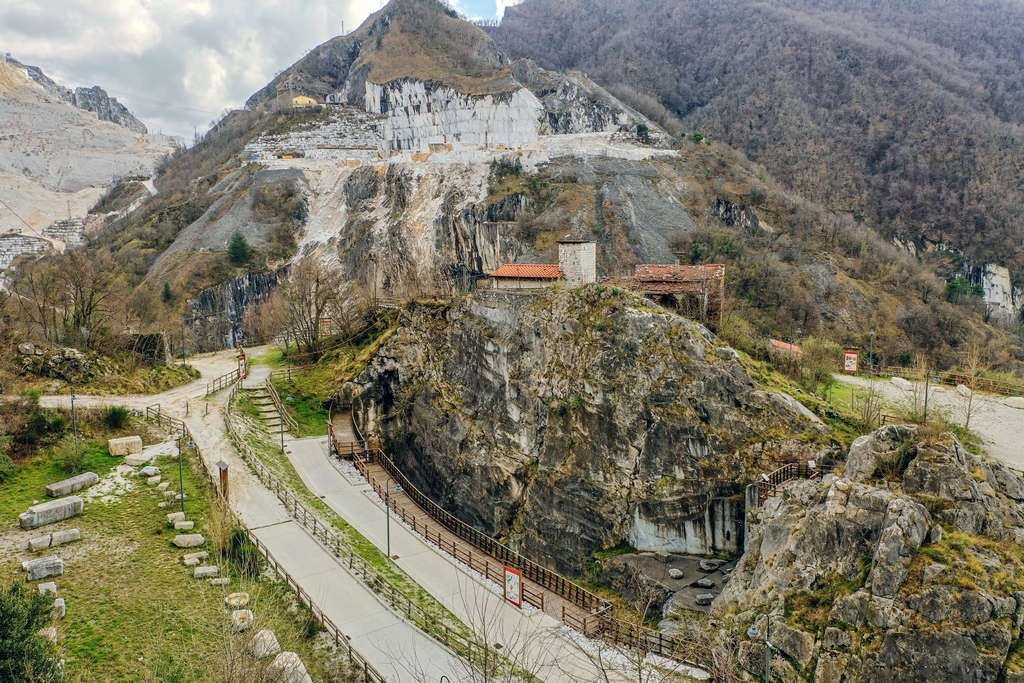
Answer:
(834, 374, 1024, 468)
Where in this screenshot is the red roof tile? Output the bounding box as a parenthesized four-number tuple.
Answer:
(768, 339, 803, 355)
(634, 264, 725, 282)
(491, 263, 562, 279)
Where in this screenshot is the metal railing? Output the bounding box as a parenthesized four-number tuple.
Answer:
(222, 394, 490, 665)
(140, 399, 385, 682)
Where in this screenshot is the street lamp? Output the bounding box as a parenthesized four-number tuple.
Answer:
(747, 615, 771, 682)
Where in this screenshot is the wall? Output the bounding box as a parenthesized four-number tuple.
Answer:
(491, 277, 556, 290)
(0, 232, 51, 271)
(557, 241, 596, 286)
(365, 79, 543, 152)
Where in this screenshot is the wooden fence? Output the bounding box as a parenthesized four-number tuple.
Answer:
(345, 419, 707, 665)
(140, 397, 385, 681)
(881, 365, 1024, 397)
(263, 374, 299, 433)
(206, 364, 246, 396)
(221, 392, 493, 668)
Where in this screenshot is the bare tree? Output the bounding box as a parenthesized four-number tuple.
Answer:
(276, 256, 348, 359)
(959, 341, 990, 431)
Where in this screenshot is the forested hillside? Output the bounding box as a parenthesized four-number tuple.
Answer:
(491, 0, 1024, 283)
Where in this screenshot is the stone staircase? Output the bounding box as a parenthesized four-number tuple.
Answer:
(249, 387, 284, 435)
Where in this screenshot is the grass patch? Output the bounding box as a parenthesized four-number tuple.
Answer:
(0, 422, 353, 681)
(271, 378, 328, 437)
(0, 442, 119, 521)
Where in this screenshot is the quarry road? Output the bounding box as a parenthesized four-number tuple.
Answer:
(284, 434, 682, 682)
(834, 374, 1024, 469)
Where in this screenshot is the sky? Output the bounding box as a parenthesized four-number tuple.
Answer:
(0, 0, 520, 140)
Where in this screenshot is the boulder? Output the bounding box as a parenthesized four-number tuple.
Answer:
(269, 651, 312, 683)
(108, 435, 142, 456)
(45, 472, 98, 497)
(174, 520, 194, 530)
(50, 528, 80, 546)
(146, 476, 161, 485)
(24, 556, 63, 581)
(139, 466, 160, 478)
(124, 452, 151, 466)
(194, 565, 219, 579)
(19, 496, 83, 529)
(923, 563, 947, 583)
(183, 551, 209, 563)
(250, 629, 281, 658)
(172, 534, 205, 548)
(695, 577, 715, 589)
(695, 593, 715, 606)
(667, 568, 683, 579)
(225, 592, 250, 608)
(209, 577, 231, 586)
(38, 582, 57, 596)
(846, 425, 917, 482)
(699, 559, 723, 572)
(955, 384, 972, 398)
(166, 511, 185, 526)
(28, 535, 51, 551)
(231, 609, 253, 632)
(52, 598, 65, 619)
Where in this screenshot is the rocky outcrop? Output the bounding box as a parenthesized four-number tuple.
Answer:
(352, 287, 825, 571)
(962, 261, 1023, 325)
(188, 270, 281, 350)
(716, 426, 1024, 681)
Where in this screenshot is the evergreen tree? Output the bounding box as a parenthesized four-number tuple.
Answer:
(0, 582, 62, 681)
(161, 282, 173, 304)
(228, 231, 251, 265)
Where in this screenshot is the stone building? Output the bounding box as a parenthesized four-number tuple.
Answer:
(488, 239, 596, 290)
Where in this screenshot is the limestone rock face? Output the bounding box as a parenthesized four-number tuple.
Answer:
(716, 426, 1024, 681)
(354, 287, 824, 570)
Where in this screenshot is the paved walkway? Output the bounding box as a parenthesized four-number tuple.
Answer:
(285, 434, 656, 681)
(33, 352, 464, 681)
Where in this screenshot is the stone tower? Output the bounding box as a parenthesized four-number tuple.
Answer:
(557, 238, 596, 287)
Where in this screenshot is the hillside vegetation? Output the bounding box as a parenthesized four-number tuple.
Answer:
(492, 0, 1024, 283)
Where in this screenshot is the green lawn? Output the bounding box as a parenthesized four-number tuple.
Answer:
(271, 377, 329, 437)
(1, 418, 353, 681)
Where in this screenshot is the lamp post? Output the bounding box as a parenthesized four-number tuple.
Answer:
(69, 383, 79, 462)
(747, 615, 771, 682)
(177, 435, 190, 515)
(385, 486, 391, 558)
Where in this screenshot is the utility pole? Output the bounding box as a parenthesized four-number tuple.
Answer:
(869, 328, 875, 375)
(923, 366, 931, 422)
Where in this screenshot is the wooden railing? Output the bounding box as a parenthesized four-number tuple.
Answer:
(756, 461, 823, 501)
(881, 365, 1024, 397)
(352, 447, 609, 613)
(264, 375, 299, 434)
(205, 362, 247, 396)
(222, 395, 491, 665)
(140, 400, 385, 682)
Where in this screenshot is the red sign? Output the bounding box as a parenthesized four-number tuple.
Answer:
(844, 349, 859, 374)
(503, 566, 522, 608)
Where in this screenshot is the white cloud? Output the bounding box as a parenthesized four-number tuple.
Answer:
(0, 0, 385, 138)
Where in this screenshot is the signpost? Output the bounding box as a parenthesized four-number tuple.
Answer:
(504, 566, 522, 608)
(843, 348, 859, 374)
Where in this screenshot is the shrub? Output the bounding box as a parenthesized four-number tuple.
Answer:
(944, 275, 983, 304)
(636, 122, 651, 143)
(488, 156, 523, 185)
(227, 527, 262, 578)
(0, 582, 63, 682)
(103, 406, 130, 430)
(692, 131, 705, 143)
(0, 450, 15, 483)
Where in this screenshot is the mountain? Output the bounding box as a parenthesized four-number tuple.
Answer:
(9, 56, 148, 134)
(0, 57, 174, 270)
(39, 0, 1021, 373)
(490, 0, 1024, 297)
